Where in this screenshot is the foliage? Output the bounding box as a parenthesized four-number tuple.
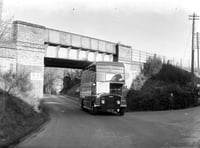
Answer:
(131, 54, 162, 90)
(63, 69, 82, 81)
(0, 93, 48, 147)
(0, 13, 49, 147)
(131, 73, 147, 90)
(44, 68, 82, 95)
(127, 84, 198, 111)
(0, 70, 32, 96)
(142, 54, 162, 77)
(0, 70, 32, 115)
(127, 64, 199, 111)
(43, 68, 58, 94)
(60, 69, 81, 95)
(0, 15, 14, 42)
(64, 84, 80, 98)
(153, 64, 192, 85)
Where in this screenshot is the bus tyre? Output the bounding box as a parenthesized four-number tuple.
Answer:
(119, 108, 125, 116)
(80, 100, 84, 110)
(91, 103, 97, 114)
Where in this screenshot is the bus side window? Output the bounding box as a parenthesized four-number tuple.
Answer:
(81, 71, 86, 83)
(91, 71, 95, 82)
(85, 70, 89, 82)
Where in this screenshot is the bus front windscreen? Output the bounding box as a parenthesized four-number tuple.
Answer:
(96, 64, 125, 83)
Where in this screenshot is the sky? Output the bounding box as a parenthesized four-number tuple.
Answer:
(3, 0, 200, 64)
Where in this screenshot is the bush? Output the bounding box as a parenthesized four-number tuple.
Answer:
(0, 70, 32, 114)
(126, 64, 199, 111)
(43, 68, 58, 94)
(60, 70, 81, 95)
(0, 93, 49, 147)
(142, 54, 162, 77)
(0, 70, 32, 96)
(131, 73, 147, 90)
(131, 55, 162, 90)
(0, 70, 48, 147)
(154, 64, 192, 85)
(44, 68, 82, 95)
(126, 84, 198, 111)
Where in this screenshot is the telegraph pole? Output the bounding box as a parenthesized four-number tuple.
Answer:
(189, 13, 199, 74)
(197, 32, 200, 69)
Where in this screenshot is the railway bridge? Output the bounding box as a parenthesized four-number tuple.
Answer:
(0, 20, 144, 106)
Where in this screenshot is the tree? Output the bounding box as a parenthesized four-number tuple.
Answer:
(0, 70, 32, 114)
(43, 68, 58, 94)
(0, 17, 13, 42)
(0, 69, 32, 96)
(63, 69, 82, 80)
(0, 0, 14, 42)
(44, 68, 82, 95)
(142, 54, 162, 77)
(131, 54, 162, 90)
(0, 3, 20, 114)
(61, 69, 82, 94)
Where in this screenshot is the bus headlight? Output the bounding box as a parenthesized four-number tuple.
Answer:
(101, 100, 105, 104)
(116, 100, 120, 105)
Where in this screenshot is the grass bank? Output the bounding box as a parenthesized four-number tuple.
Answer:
(0, 93, 49, 148)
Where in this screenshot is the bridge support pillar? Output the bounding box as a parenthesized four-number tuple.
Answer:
(116, 44, 141, 88)
(13, 21, 46, 108)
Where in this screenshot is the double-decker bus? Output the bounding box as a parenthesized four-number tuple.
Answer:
(80, 61, 126, 115)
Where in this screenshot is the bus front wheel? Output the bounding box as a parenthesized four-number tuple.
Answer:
(119, 108, 125, 116)
(80, 99, 84, 110)
(91, 103, 97, 114)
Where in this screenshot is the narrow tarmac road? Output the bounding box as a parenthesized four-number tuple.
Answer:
(15, 95, 200, 148)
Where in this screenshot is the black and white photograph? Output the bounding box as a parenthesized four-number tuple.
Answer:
(0, 0, 200, 147)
